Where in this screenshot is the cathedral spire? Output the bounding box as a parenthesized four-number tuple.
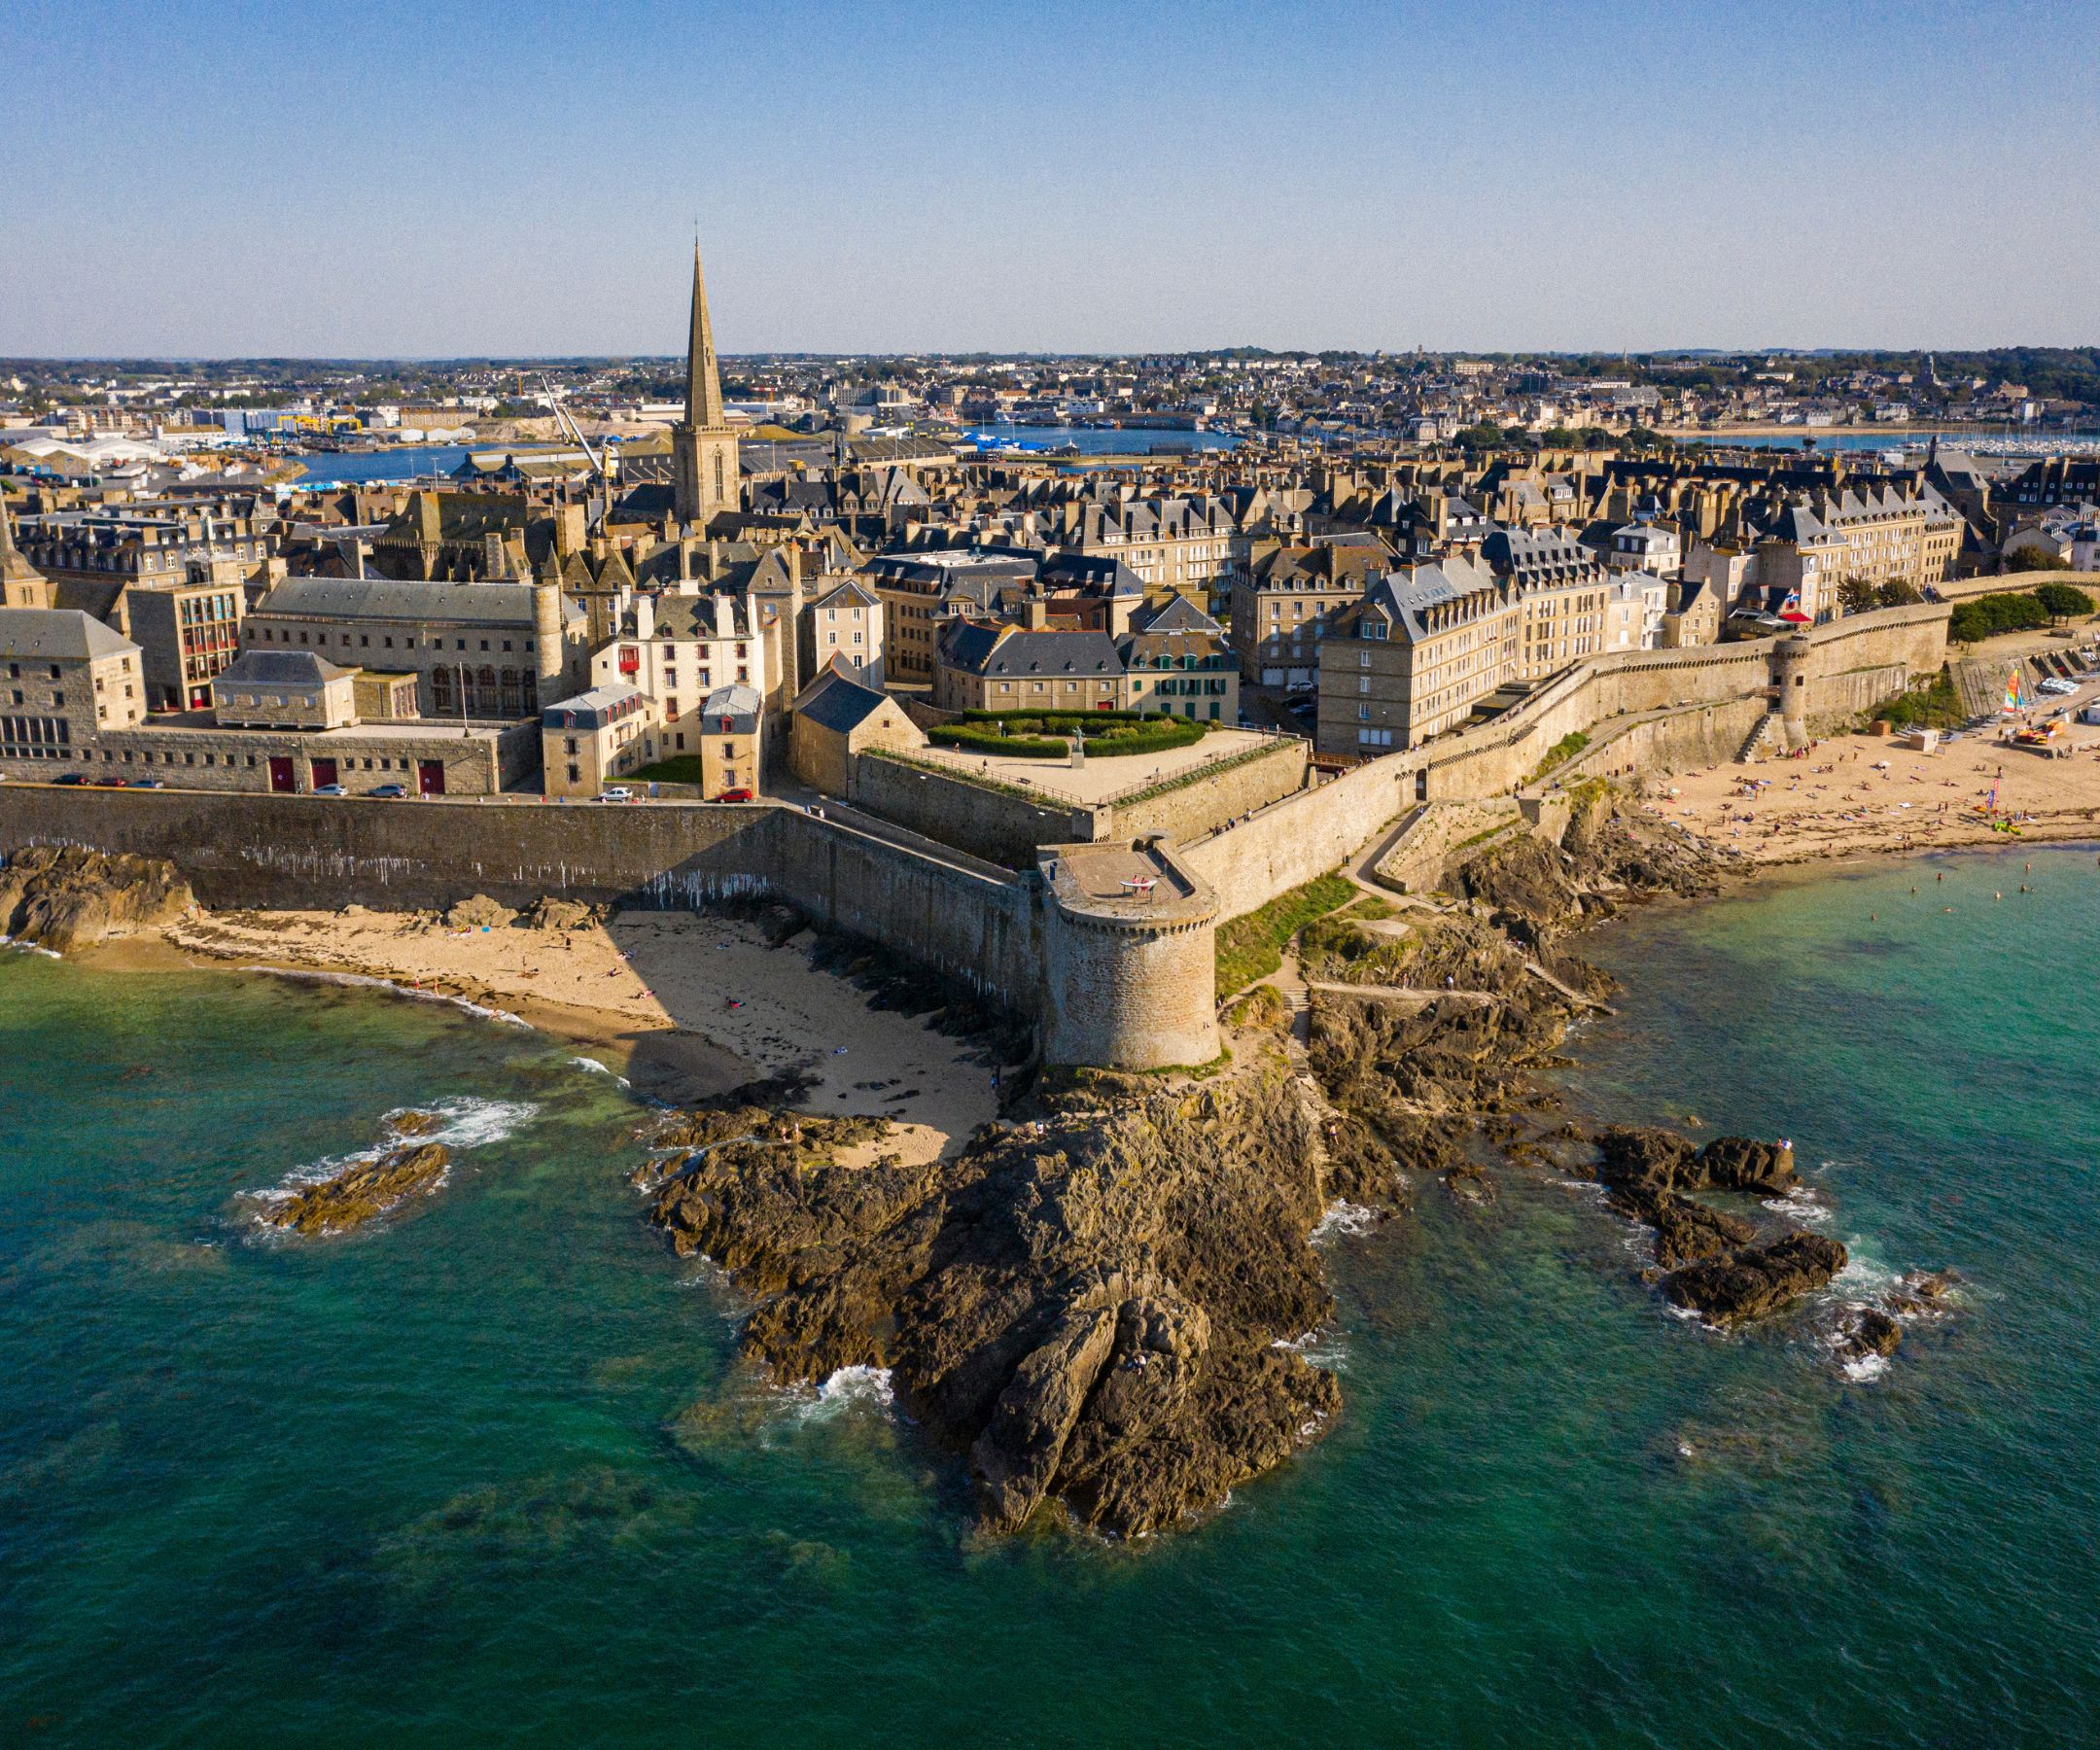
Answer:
(684, 241, 725, 431)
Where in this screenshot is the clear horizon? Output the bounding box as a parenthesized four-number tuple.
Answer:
(4, 0, 2096, 358)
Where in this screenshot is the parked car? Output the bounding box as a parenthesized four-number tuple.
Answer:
(716, 787, 753, 803)
(90, 776, 128, 788)
(368, 783, 409, 798)
(52, 772, 89, 786)
(131, 777, 165, 788)
(600, 787, 635, 802)
(313, 782, 348, 796)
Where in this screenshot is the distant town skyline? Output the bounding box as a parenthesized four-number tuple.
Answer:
(4, 0, 2096, 358)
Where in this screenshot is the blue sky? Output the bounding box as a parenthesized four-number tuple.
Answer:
(2, 0, 2094, 357)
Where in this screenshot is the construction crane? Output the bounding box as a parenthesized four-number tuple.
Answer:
(536, 372, 609, 480)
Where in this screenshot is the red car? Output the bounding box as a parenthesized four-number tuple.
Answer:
(716, 788, 754, 803)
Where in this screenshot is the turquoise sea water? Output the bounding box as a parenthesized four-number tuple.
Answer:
(4, 847, 2097, 1746)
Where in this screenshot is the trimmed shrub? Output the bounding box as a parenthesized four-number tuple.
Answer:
(928, 725, 1068, 757)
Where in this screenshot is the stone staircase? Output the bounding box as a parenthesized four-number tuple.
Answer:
(1736, 712, 1785, 763)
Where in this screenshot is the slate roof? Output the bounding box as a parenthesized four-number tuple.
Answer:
(794, 670, 893, 735)
(213, 648, 353, 687)
(254, 577, 546, 627)
(0, 607, 138, 662)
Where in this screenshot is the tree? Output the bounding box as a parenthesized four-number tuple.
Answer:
(2035, 581, 2093, 620)
(2004, 545, 2065, 574)
(1837, 577, 1876, 614)
(1874, 579, 1923, 609)
(1453, 421, 1506, 449)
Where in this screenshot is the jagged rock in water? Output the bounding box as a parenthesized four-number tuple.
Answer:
(1594, 1126, 1698, 1192)
(388, 1110, 444, 1138)
(1838, 1307, 1903, 1360)
(1594, 1126, 1797, 1199)
(1695, 1136, 1798, 1196)
(1443, 1163, 1497, 1206)
(0, 845, 192, 952)
(263, 1142, 451, 1236)
(1630, 1188, 1759, 1270)
(1663, 1231, 1847, 1325)
(643, 1059, 1348, 1539)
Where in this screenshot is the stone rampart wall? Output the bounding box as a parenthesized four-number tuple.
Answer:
(1187, 603, 1949, 921)
(1103, 740, 1308, 846)
(850, 753, 1091, 867)
(0, 788, 1041, 1012)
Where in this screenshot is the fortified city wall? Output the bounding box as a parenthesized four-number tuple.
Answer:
(849, 737, 1308, 868)
(0, 605, 1948, 1071)
(0, 788, 1217, 1070)
(1184, 604, 1946, 919)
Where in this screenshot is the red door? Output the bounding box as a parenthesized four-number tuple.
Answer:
(268, 756, 295, 793)
(311, 758, 338, 788)
(417, 759, 445, 796)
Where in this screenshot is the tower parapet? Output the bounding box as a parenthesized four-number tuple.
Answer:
(1037, 836, 1220, 1068)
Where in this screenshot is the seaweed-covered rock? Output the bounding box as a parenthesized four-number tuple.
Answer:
(262, 1142, 451, 1236)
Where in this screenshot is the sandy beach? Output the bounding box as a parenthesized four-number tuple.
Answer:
(1636, 723, 2100, 864)
(131, 906, 999, 1163)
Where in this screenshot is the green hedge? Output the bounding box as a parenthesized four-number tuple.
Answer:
(1082, 718, 1208, 757)
(932, 710, 1210, 758)
(928, 724, 1069, 757)
(1948, 591, 2051, 644)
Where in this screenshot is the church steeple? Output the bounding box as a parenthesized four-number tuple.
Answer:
(672, 240, 739, 530)
(684, 241, 725, 431)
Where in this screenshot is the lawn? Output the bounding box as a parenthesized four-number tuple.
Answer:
(1212, 870, 1358, 997)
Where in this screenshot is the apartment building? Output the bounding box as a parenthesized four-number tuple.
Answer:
(587, 587, 764, 766)
(801, 578, 884, 686)
(1482, 528, 1614, 681)
(0, 608, 146, 771)
(1314, 557, 1513, 754)
(1750, 485, 1962, 618)
(1229, 542, 1387, 688)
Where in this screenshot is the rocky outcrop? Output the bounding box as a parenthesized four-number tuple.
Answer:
(1663, 1231, 1848, 1324)
(443, 894, 516, 929)
(1595, 1127, 1798, 1200)
(1838, 1307, 1903, 1361)
(263, 1139, 451, 1236)
(644, 1058, 1352, 1539)
(0, 845, 192, 952)
(516, 895, 600, 931)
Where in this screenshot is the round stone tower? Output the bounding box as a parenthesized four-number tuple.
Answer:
(1037, 837, 1220, 1069)
(1772, 634, 1812, 749)
(533, 579, 566, 703)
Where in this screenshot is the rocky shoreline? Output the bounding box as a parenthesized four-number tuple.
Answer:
(0, 796, 1963, 1538)
(628, 786, 1932, 1539)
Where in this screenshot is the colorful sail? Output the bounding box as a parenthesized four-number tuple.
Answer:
(2003, 666, 2030, 713)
